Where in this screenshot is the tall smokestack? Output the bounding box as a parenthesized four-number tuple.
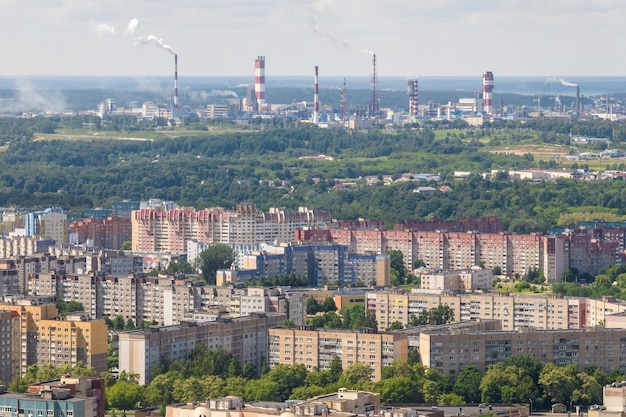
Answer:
(370, 53, 379, 117)
(341, 78, 347, 123)
(254, 56, 266, 111)
(483, 71, 494, 114)
(407, 79, 419, 117)
(313, 66, 319, 124)
(576, 86, 580, 118)
(174, 54, 179, 119)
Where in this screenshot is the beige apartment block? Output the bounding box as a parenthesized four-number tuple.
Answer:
(0, 299, 107, 378)
(119, 312, 286, 384)
(268, 327, 407, 381)
(367, 290, 588, 331)
(418, 323, 626, 376)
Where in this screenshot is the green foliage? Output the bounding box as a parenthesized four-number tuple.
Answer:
(107, 380, 143, 414)
(409, 305, 455, 326)
(452, 366, 482, 403)
(56, 299, 85, 315)
(196, 244, 234, 284)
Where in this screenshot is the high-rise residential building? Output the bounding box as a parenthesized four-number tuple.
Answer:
(131, 204, 330, 253)
(25, 208, 68, 244)
(268, 327, 407, 381)
(69, 216, 132, 250)
(118, 312, 286, 384)
(0, 298, 107, 380)
(111, 200, 140, 219)
(0, 310, 19, 385)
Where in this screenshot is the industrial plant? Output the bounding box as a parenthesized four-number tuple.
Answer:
(88, 49, 615, 128)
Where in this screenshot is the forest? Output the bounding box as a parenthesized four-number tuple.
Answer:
(2, 116, 626, 232)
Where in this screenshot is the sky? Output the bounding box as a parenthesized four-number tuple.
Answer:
(1, 0, 626, 77)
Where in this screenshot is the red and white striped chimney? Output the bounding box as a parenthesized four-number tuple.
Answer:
(313, 66, 319, 124)
(255, 56, 266, 110)
(483, 71, 494, 114)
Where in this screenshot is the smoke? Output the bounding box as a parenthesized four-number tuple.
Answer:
(0, 79, 67, 114)
(94, 22, 115, 35)
(362, 49, 375, 55)
(127, 18, 177, 55)
(559, 78, 578, 87)
(307, 0, 350, 48)
(188, 90, 238, 101)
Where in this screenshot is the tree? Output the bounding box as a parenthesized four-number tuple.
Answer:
(539, 363, 577, 404)
(121, 241, 132, 250)
(572, 372, 602, 406)
(438, 393, 464, 406)
(195, 244, 234, 284)
(244, 379, 280, 401)
(338, 362, 374, 388)
(224, 376, 247, 397)
(143, 372, 179, 406)
(321, 297, 337, 312)
(329, 356, 343, 383)
(290, 385, 326, 400)
(453, 366, 482, 403)
(306, 296, 320, 315)
(107, 380, 143, 416)
(376, 377, 419, 404)
(386, 321, 403, 331)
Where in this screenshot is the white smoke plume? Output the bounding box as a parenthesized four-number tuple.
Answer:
(559, 78, 578, 87)
(307, 0, 350, 48)
(127, 18, 177, 54)
(362, 49, 375, 55)
(94, 22, 115, 35)
(0, 79, 67, 114)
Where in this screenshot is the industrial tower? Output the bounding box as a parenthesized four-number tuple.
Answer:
(369, 53, 379, 117)
(407, 79, 419, 117)
(255, 56, 266, 111)
(482, 71, 494, 114)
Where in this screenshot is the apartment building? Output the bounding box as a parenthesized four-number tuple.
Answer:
(0, 298, 107, 380)
(131, 204, 330, 253)
(118, 312, 286, 384)
(239, 244, 389, 286)
(69, 216, 132, 250)
(0, 235, 55, 259)
(367, 290, 586, 331)
(417, 320, 626, 376)
(0, 389, 100, 417)
(25, 208, 68, 244)
(420, 267, 492, 292)
(267, 326, 408, 381)
(28, 376, 106, 417)
(298, 225, 623, 281)
(0, 310, 19, 385)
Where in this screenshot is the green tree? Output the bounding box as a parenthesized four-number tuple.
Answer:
(244, 379, 280, 401)
(121, 241, 132, 250)
(264, 364, 307, 401)
(107, 380, 143, 416)
(143, 372, 179, 406)
(195, 244, 235, 284)
(376, 377, 419, 404)
(306, 296, 320, 315)
(338, 362, 373, 388)
(289, 385, 326, 400)
(453, 366, 482, 403)
(572, 372, 602, 406)
(386, 321, 403, 331)
(438, 393, 465, 406)
(329, 356, 343, 383)
(224, 376, 247, 397)
(539, 363, 577, 404)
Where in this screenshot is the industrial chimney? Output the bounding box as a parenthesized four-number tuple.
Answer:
(174, 54, 179, 119)
(313, 66, 319, 124)
(254, 56, 266, 111)
(482, 71, 494, 114)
